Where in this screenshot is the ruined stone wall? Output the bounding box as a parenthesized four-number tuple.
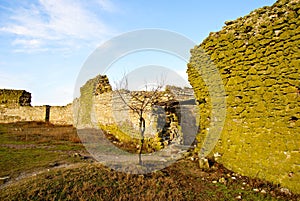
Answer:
(0, 74, 194, 132)
(74, 75, 195, 139)
(92, 91, 179, 138)
(0, 106, 45, 123)
(0, 104, 73, 125)
(187, 0, 300, 193)
(165, 85, 195, 101)
(49, 104, 73, 125)
(0, 89, 73, 125)
(0, 89, 31, 107)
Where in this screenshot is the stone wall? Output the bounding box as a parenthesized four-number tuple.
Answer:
(0, 106, 45, 123)
(74, 75, 196, 141)
(0, 89, 73, 125)
(49, 104, 73, 125)
(165, 85, 194, 101)
(82, 89, 195, 140)
(0, 78, 195, 142)
(187, 0, 300, 193)
(0, 89, 31, 107)
(0, 104, 73, 125)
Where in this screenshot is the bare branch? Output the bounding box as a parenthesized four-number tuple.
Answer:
(142, 79, 165, 109)
(115, 88, 140, 115)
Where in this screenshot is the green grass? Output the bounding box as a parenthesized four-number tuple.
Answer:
(0, 122, 86, 179)
(1, 147, 65, 177)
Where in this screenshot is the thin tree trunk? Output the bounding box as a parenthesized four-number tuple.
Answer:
(138, 116, 145, 165)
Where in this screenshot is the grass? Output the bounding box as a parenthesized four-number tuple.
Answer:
(0, 122, 299, 200)
(1, 160, 299, 201)
(0, 122, 86, 179)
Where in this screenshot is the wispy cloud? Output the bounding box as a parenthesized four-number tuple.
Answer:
(96, 0, 118, 13)
(0, 0, 116, 53)
(12, 39, 42, 48)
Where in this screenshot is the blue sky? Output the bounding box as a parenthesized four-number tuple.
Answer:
(0, 0, 276, 105)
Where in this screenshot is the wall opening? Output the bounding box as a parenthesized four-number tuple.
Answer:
(45, 105, 51, 122)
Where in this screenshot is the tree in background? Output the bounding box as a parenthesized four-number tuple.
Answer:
(115, 75, 164, 165)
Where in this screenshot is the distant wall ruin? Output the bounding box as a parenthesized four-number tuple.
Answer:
(0, 79, 196, 139)
(0, 103, 73, 125)
(0, 89, 31, 107)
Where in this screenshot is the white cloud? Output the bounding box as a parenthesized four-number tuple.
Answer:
(12, 39, 42, 48)
(0, 0, 116, 53)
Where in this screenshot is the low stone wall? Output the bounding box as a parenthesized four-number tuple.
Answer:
(49, 104, 73, 125)
(0, 104, 73, 125)
(0, 106, 45, 123)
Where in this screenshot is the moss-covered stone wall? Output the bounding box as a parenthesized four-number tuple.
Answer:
(187, 0, 300, 193)
(0, 89, 31, 107)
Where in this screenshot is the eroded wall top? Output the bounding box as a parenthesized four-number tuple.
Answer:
(0, 89, 31, 107)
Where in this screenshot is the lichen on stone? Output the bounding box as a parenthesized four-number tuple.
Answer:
(187, 0, 300, 193)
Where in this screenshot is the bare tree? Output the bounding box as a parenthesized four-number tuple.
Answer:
(115, 74, 165, 165)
